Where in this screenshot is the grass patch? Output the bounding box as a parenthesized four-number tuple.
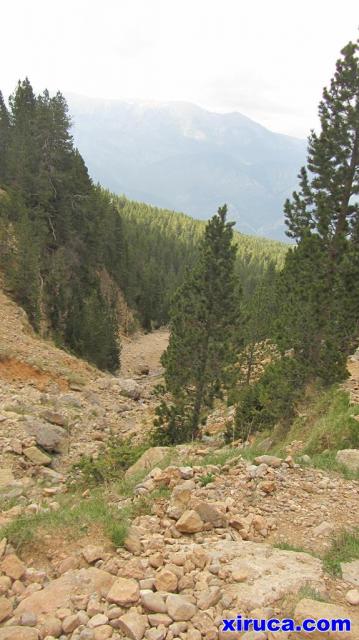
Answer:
(323, 529, 359, 577)
(0, 492, 130, 551)
(297, 584, 327, 602)
(0, 476, 173, 553)
(300, 450, 359, 480)
(181, 447, 241, 468)
(279, 386, 359, 455)
(199, 472, 215, 486)
(274, 541, 309, 554)
(239, 445, 263, 462)
(65, 372, 87, 386)
(72, 436, 150, 486)
(115, 471, 148, 497)
(0, 496, 20, 511)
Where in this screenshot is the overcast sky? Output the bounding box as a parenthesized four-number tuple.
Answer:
(1, 0, 358, 138)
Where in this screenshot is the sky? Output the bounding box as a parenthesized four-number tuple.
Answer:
(1, 0, 358, 138)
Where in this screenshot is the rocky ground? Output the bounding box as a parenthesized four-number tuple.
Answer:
(0, 289, 359, 639)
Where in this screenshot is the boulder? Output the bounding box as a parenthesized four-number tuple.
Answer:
(0, 468, 14, 488)
(41, 410, 66, 426)
(0, 596, 12, 622)
(117, 611, 147, 640)
(167, 594, 197, 621)
(196, 587, 221, 610)
(117, 378, 142, 400)
(0, 628, 39, 640)
(192, 501, 226, 527)
(15, 568, 115, 615)
(294, 598, 355, 638)
(125, 447, 171, 479)
(141, 590, 167, 613)
(23, 446, 51, 465)
(167, 481, 196, 519)
(148, 613, 172, 627)
(254, 455, 282, 468)
(336, 449, 359, 472)
(106, 577, 140, 606)
(206, 540, 324, 610)
(312, 521, 333, 537)
(1, 554, 26, 580)
(124, 527, 142, 554)
(346, 589, 359, 605)
(341, 559, 359, 587)
(176, 510, 204, 533)
(25, 419, 68, 453)
(154, 569, 178, 593)
(82, 545, 105, 564)
(38, 614, 62, 638)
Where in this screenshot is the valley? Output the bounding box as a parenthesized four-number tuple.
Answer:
(0, 32, 359, 640)
(0, 288, 358, 639)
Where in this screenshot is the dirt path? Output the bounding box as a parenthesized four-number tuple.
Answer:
(120, 328, 169, 378)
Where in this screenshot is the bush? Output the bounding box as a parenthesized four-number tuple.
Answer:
(227, 357, 306, 442)
(323, 529, 359, 576)
(151, 400, 195, 445)
(73, 436, 148, 485)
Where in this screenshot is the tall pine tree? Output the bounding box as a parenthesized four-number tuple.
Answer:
(0, 91, 10, 183)
(154, 205, 241, 443)
(277, 39, 359, 382)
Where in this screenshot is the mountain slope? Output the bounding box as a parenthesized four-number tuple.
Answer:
(68, 95, 306, 239)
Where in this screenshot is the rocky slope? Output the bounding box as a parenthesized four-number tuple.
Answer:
(0, 290, 358, 639)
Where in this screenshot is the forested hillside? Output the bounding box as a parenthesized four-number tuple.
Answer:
(115, 195, 287, 329)
(0, 80, 125, 371)
(0, 79, 286, 370)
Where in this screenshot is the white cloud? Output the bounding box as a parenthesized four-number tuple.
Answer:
(1, 0, 358, 137)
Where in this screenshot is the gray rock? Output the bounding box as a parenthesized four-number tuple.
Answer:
(336, 449, 359, 472)
(341, 559, 359, 587)
(25, 418, 68, 453)
(117, 378, 142, 400)
(125, 446, 171, 479)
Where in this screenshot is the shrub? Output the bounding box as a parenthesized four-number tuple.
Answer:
(73, 435, 148, 485)
(227, 357, 306, 442)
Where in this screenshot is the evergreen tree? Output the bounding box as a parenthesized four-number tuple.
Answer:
(278, 40, 359, 381)
(239, 262, 277, 386)
(0, 91, 10, 183)
(154, 205, 241, 443)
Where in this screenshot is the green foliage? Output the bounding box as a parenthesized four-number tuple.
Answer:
(73, 436, 148, 485)
(0, 80, 124, 371)
(301, 451, 359, 481)
(0, 493, 130, 551)
(115, 195, 287, 328)
(301, 388, 359, 454)
(277, 40, 359, 384)
(274, 542, 308, 553)
(154, 205, 242, 443)
(323, 529, 359, 576)
(199, 472, 215, 486)
(229, 357, 306, 442)
(297, 585, 327, 602)
(152, 399, 195, 445)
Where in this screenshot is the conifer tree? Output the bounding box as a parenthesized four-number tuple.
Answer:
(278, 40, 359, 381)
(0, 91, 10, 183)
(154, 205, 241, 443)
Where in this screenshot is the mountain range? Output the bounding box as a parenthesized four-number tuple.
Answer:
(68, 95, 307, 240)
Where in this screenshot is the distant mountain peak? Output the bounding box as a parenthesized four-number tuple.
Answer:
(67, 94, 306, 240)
